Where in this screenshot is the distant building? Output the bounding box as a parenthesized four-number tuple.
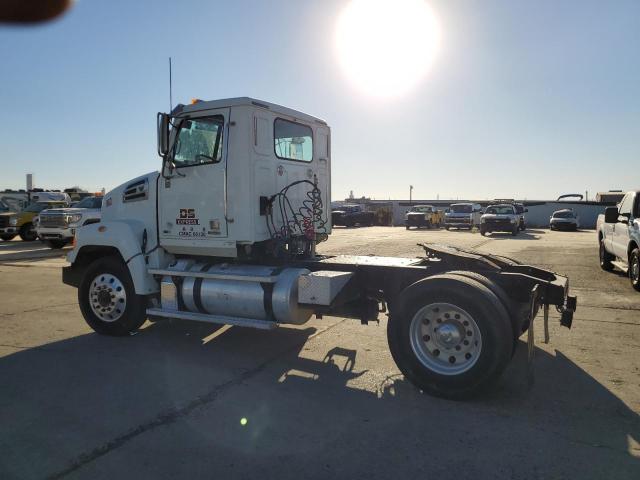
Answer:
(596, 191, 625, 204)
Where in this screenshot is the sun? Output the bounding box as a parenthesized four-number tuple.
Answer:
(335, 0, 441, 98)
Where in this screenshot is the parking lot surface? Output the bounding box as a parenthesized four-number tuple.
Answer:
(1, 228, 638, 479)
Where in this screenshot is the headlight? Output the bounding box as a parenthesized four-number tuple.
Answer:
(9, 217, 17, 226)
(67, 214, 82, 224)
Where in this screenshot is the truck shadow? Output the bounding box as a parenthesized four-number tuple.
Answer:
(0, 321, 638, 479)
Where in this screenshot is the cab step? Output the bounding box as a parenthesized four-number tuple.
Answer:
(611, 260, 629, 273)
(146, 308, 277, 330)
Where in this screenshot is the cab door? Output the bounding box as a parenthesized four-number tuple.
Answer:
(159, 109, 230, 249)
(612, 193, 633, 260)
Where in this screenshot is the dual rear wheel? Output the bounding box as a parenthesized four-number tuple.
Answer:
(388, 273, 515, 399)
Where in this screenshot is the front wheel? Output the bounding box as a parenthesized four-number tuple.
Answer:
(47, 239, 69, 249)
(387, 274, 513, 399)
(629, 248, 640, 292)
(19, 223, 37, 241)
(599, 239, 614, 271)
(78, 256, 147, 336)
(511, 225, 518, 236)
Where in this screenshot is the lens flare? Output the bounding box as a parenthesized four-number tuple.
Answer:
(335, 0, 441, 98)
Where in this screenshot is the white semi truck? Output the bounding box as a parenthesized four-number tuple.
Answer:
(62, 97, 576, 399)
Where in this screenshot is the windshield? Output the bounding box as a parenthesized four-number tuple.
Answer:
(75, 197, 103, 209)
(485, 206, 514, 215)
(485, 205, 514, 215)
(411, 206, 431, 213)
(450, 204, 472, 213)
(553, 211, 575, 218)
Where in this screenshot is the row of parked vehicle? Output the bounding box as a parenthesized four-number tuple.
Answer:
(0, 195, 103, 248)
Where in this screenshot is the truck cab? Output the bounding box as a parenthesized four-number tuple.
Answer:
(480, 204, 520, 236)
(331, 204, 375, 227)
(444, 203, 483, 230)
(2, 201, 70, 241)
(405, 205, 443, 229)
(598, 190, 640, 291)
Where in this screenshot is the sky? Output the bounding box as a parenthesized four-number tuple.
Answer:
(0, 0, 638, 201)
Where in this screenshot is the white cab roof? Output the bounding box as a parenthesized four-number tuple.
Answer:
(178, 97, 327, 125)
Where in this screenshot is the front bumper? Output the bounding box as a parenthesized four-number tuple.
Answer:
(444, 217, 471, 227)
(37, 227, 75, 240)
(406, 215, 429, 226)
(550, 221, 577, 230)
(482, 220, 516, 231)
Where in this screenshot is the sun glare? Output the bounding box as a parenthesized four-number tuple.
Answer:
(335, 0, 441, 98)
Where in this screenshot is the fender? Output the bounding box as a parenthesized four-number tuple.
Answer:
(68, 220, 159, 295)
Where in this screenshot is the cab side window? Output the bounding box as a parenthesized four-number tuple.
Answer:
(173, 116, 224, 168)
(618, 194, 633, 216)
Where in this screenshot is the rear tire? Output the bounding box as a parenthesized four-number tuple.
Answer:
(387, 274, 513, 399)
(599, 238, 614, 271)
(1, 234, 16, 241)
(78, 256, 147, 336)
(19, 223, 37, 241)
(629, 248, 640, 292)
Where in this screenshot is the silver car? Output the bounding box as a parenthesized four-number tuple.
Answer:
(550, 209, 579, 231)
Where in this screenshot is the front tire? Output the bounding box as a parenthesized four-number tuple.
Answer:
(47, 239, 69, 249)
(19, 223, 37, 241)
(511, 225, 518, 236)
(629, 248, 640, 292)
(387, 274, 513, 399)
(599, 239, 614, 271)
(79, 256, 147, 336)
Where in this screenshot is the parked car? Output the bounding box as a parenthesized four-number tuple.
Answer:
(480, 204, 520, 236)
(550, 209, 579, 231)
(597, 190, 640, 291)
(331, 204, 375, 227)
(444, 203, 483, 230)
(405, 205, 443, 229)
(37, 196, 103, 248)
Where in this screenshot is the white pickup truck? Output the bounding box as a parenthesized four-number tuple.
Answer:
(597, 190, 640, 291)
(37, 196, 103, 248)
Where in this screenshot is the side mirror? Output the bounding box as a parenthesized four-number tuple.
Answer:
(618, 214, 630, 224)
(157, 113, 170, 157)
(604, 206, 618, 223)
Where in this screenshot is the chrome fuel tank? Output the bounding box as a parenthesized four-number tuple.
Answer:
(180, 264, 312, 324)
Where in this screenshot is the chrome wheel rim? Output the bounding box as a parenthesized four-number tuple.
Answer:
(89, 273, 127, 322)
(632, 255, 639, 282)
(409, 302, 482, 375)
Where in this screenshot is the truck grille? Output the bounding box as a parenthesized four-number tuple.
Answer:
(39, 214, 67, 228)
(0, 217, 9, 228)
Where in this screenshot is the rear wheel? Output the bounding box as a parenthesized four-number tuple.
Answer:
(599, 238, 614, 271)
(79, 256, 147, 336)
(387, 274, 513, 399)
(629, 248, 640, 292)
(19, 223, 37, 241)
(1, 234, 16, 241)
